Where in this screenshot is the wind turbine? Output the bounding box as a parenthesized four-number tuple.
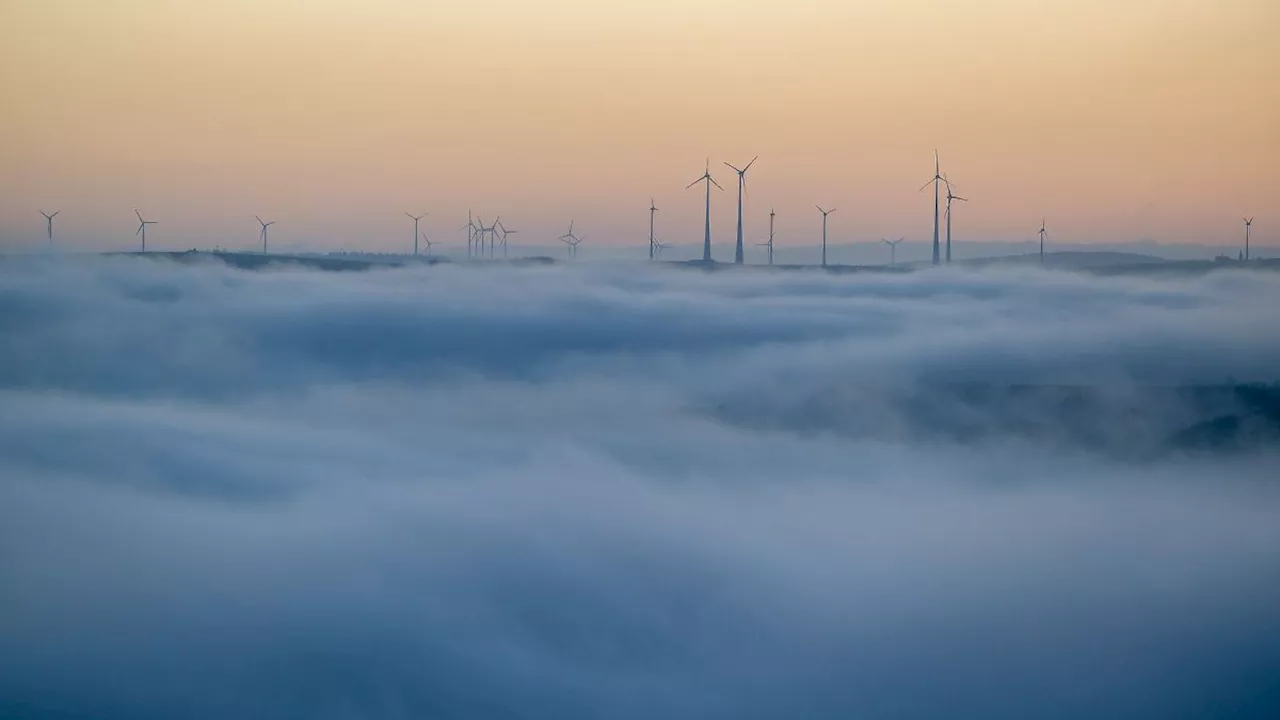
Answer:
(757, 208, 776, 266)
(1038, 218, 1048, 264)
(943, 176, 967, 264)
(559, 220, 581, 259)
(918, 150, 945, 265)
(1244, 217, 1253, 261)
(407, 212, 427, 256)
(420, 231, 434, 257)
(882, 237, 904, 267)
(816, 206, 836, 267)
(255, 216, 276, 254)
(485, 216, 500, 257)
(134, 209, 157, 252)
(725, 156, 758, 264)
(497, 219, 517, 258)
(648, 198, 658, 261)
(464, 211, 478, 257)
(686, 159, 723, 262)
(654, 239, 670, 258)
(39, 210, 60, 243)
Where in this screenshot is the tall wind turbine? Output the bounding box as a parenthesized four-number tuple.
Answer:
(686, 159, 723, 262)
(39, 210, 60, 243)
(816, 206, 836, 267)
(882, 237, 903, 266)
(1038, 219, 1048, 264)
(648, 198, 658, 260)
(256, 216, 276, 254)
(420, 231, 433, 257)
(134, 209, 157, 252)
(756, 208, 776, 266)
(1244, 217, 1253, 261)
(559, 220, 580, 259)
(407, 212, 427, 256)
(465, 211, 478, 257)
(918, 150, 945, 265)
(943, 176, 967, 264)
(725, 156, 758, 264)
(497, 219, 516, 258)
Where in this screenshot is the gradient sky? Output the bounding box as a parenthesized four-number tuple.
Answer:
(1, 0, 1277, 253)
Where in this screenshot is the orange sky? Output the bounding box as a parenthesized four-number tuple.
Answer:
(1, 0, 1277, 252)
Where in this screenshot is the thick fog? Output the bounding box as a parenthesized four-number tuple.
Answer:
(2, 256, 1278, 719)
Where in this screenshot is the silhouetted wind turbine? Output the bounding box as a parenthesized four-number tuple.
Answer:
(420, 231, 433, 257)
(1038, 219, 1048, 264)
(134, 209, 157, 252)
(918, 150, 945, 265)
(816, 206, 836, 267)
(497, 219, 516, 258)
(757, 208, 776, 266)
(654, 239, 670, 258)
(39, 210, 60, 243)
(882, 237, 903, 267)
(1244, 217, 1253, 261)
(686, 159, 723, 262)
(648, 198, 658, 261)
(559, 220, 581, 258)
(407, 212, 427, 256)
(943, 176, 967, 264)
(464, 211, 478, 257)
(256, 216, 276, 254)
(725, 156, 757, 264)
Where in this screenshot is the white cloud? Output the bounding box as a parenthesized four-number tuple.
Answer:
(1, 256, 1279, 719)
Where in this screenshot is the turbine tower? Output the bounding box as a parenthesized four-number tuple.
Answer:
(918, 150, 945, 265)
(943, 177, 967, 264)
(1038, 219, 1048, 264)
(497, 219, 516, 258)
(816, 206, 836, 267)
(559, 220, 581, 259)
(686, 159, 723, 263)
(134, 209, 157, 252)
(757, 208, 776, 266)
(1244, 217, 1253, 261)
(648, 198, 658, 260)
(882, 237, 903, 267)
(256, 216, 276, 254)
(407, 212, 427, 256)
(725, 156, 758, 265)
(39, 210, 60, 243)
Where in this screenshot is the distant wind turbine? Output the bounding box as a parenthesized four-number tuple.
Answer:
(882, 237, 904, 266)
(134, 209, 157, 252)
(816, 206, 836, 267)
(757, 208, 776, 266)
(686, 159, 723, 262)
(256, 215, 276, 254)
(39, 210, 60, 243)
(943, 176, 967, 264)
(1038, 219, 1048, 264)
(1244, 217, 1253, 261)
(420, 231, 433, 257)
(464, 211, 478, 257)
(407, 212, 427, 256)
(654, 239, 670, 258)
(560, 221, 581, 259)
(497, 219, 516, 258)
(918, 150, 945, 265)
(725, 156, 758, 264)
(648, 198, 658, 261)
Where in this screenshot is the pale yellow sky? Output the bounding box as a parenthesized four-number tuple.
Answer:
(1, 0, 1277, 252)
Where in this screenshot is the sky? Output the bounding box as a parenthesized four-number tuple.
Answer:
(3, 256, 1280, 718)
(1, 0, 1277, 252)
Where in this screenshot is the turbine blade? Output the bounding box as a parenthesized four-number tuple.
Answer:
(710, 176, 724, 191)
(135, 209, 144, 222)
(686, 177, 702, 189)
(744, 156, 758, 172)
(918, 179, 934, 192)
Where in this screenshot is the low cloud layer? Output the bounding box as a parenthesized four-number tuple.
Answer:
(2, 257, 1279, 719)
